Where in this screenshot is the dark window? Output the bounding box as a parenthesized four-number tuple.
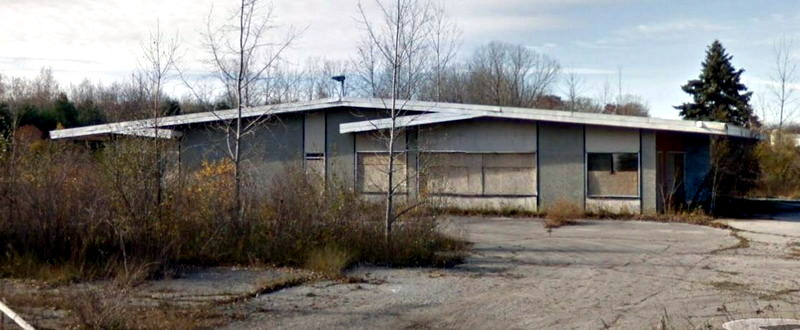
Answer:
(614, 153, 639, 172)
(587, 153, 613, 171)
(587, 152, 639, 197)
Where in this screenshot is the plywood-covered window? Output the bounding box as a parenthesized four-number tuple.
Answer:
(424, 153, 483, 195)
(587, 153, 639, 197)
(356, 152, 408, 194)
(421, 152, 536, 196)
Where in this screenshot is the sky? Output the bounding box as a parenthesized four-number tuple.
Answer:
(1, 0, 799, 120)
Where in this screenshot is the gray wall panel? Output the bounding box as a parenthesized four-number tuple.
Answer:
(586, 126, 639, 152)
(641, 130, 657, 214)
(419, 119, 537, 152)
(178, 115, 304, 193)
(304, 112, 326, 154)
(325, 108, 358, 187)
(539, 122, 585, 210)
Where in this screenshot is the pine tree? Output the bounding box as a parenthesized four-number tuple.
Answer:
(676, 40, 758, 127)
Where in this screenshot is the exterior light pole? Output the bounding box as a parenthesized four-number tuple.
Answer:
(332, 75, 346, 101)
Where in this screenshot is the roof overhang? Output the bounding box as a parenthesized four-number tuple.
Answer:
(49, 97, 759, 140)
(339, 104, 757, 138)
(50, 98, 347, 140)
(340, 113, 482, 133)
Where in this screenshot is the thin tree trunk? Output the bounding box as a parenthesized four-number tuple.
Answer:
(234, 0, 246, 223)
(384, 0, 402, 245)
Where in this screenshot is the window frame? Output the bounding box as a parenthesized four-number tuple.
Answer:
(585, 152, 640, 199)
(419, 151, 538, 198)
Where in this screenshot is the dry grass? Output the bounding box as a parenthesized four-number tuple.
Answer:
(304, 246, 353, 278)
(543, 200, 583, 228)
(3, 285, 228, 329)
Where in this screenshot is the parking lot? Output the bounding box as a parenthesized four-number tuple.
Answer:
(227, 217, 800, 329)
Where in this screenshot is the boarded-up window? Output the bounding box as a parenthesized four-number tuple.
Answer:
(421, 152, 536, 196)
(357, 152, 407, 193)
(483, 154, 537, 195)
(587, 153, 638, 197)
(424, 153, 482, 195)
(304, 153, 325, 186)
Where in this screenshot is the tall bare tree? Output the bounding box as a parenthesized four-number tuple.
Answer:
(770, 36, 797, 131)
(140, 23, 179, 213)
(427, 2, 460, 102)
(357, 0, 437, 243)
(194, 0, 299, 221)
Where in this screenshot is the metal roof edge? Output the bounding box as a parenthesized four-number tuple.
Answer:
(50, 97, 758, 140)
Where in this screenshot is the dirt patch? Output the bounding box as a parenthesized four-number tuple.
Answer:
(711, 229, 751, 253)
(708, 280, 750, 292)
(1, 266, 312, 329)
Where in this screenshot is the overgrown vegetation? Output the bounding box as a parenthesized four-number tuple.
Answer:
(752, 136, 800, 198)
(0, 139, 466, 283)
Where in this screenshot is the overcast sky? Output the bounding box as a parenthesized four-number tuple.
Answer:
(1, 0, 799, 120)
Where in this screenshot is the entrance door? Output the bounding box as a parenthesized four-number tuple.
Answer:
(657, 152, 685, 212)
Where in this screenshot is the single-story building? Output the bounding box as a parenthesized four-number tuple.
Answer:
(49, 97, 757, 214)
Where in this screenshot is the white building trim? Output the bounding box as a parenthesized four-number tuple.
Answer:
(50, 97, 758, 140)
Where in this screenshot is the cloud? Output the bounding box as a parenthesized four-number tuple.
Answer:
(562, 67, 616, 75)
(745, 77, 800, 91)
(627, 20, 730, 38)
(580, 19, 732, 49)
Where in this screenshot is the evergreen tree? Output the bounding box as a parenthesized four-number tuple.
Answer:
(77, 100, 105, 126)
(50, 93, 78, 128)
(676, 40, 758, 127)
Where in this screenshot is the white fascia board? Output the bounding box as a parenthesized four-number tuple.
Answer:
(338, 98, 756, 138)
(340, 113, 482, 133)
(115, 128, 183, 139)
(50, 96, 758, 140)
(50, 98, 344, 140)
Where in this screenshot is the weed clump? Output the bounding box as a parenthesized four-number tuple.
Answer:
(544, 200, 583, 228)
(304, 246, 353, 278)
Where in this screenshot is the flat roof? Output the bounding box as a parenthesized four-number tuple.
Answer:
(50, 97, 758, 140)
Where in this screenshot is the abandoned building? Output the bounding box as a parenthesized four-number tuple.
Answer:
(50, 98, 757, 214)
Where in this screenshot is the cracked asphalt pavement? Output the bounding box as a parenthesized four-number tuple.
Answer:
(227, 217, 800, 329)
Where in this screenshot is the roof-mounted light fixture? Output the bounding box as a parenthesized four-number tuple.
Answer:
(331, 75, 346, 101)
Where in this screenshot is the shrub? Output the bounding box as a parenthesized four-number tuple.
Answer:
(304, 246, 353, 278)
(0, 139, 466, 282)
(544, 200, 583, 228)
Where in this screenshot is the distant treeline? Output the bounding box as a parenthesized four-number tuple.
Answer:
(0, 42, 650, 137)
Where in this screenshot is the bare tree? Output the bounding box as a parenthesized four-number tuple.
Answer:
(140, 23, 179, 214)
(603, 94, 650, 117)
(357, 0, 437, 244)
(595, 77, 614, 113)
(467, 41, 560, 108)
(192, 0, 299, 221)
(427, 2, 460, 102)
(562, 70, 585, 111)
(770, 36, 798, 131)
